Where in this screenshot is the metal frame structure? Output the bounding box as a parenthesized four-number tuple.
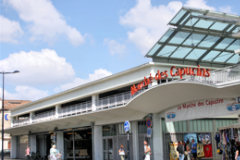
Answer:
(146, 7, 240, 67)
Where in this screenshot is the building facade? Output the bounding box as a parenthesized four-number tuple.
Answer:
(6, 7, 240, 160)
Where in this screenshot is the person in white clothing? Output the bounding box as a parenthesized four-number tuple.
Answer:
(118, 144, 125, 160)
(144, 140, 151, 160)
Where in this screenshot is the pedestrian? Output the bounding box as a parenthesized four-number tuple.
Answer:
(235, 142, 240, 160)
(25, 145, 30, 160)
(144, 140, 151, 160)
(191, 139, 197, 160)
(184, 140, 191, 160)
(177, 141, 185, 160)
(50, 144, 61, 160)
(118, 144, 125, 160)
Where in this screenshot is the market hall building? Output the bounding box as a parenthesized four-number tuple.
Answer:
(5, 7, 240, 160)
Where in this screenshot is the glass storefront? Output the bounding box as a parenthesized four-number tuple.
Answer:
(102, 123, 133, 160)
(17, 135, 28, 158)
(162, 118, 238, 160)
(64, 128, 92, 160)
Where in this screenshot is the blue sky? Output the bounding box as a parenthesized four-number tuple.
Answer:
(0, 0, 239, 100)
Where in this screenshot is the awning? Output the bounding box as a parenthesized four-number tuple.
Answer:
(146, 7, 240, 67)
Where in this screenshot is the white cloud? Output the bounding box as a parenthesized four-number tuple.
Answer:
(185, 0, 215, 10)
(0, 49, 75, 85)
(104, 39, 126, 55)
(219, 6, 234, 14)
(56, 69, 112, 92)
(120, 0, 183, 54)
(5, 0, 84, 45)
(120, 0, 219, 55)
(0, 15, 23, 43)
(1, 86, 48, 100)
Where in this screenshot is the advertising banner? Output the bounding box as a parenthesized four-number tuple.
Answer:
(165, 98, 240, 122)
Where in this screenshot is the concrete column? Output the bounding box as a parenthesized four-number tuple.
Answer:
(56, 104, 61, 118)
(29, 135, 37, 153)
(10, 136, 17, 158)
(152, 113, 164, 160)
(92, 95, 98, 111)
(131, 121, 139, 160)
(30, 112, 33, 123)
(93, 125, 103, 160)
(56, 132, 64, 159)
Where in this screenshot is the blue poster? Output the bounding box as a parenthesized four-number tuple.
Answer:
(184, 133, 197, 143)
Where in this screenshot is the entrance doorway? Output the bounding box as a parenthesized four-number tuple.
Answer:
(64, 128, 92, 160)
(103, 138, 113, 160)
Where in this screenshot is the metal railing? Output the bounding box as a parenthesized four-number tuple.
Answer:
(184, 64, 240, 85)
(12, 118, 30, 127)
(96, 91, 132, 110)
(32, 110, 55, 123)
(59, 101, 92, 117)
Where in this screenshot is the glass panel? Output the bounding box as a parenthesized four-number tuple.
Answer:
(147, 43, 161, 56)
(169, 32, 190, 44)
(232, 27, 240, 33)
(186, 49, 207, 60)
(215, 38, 234, 49)
(180, 14, 190, 25)
(159, 29, 174, 42)
(170, 9, 186, 24)
(183, 33, 205, 46)
(227, 54, 240, 64)
(210, 22, 228, 31)
(214, 52, 233, 62)
(198, 35, 220, 48)
(226, 25, 235, 32)
(202, 50, 220, 61)
(227, 40, 240, 50)
(194, 19, 214, 29)
(157, 45, 177, 57)
(171, 47, 192, 58)
(185, 17, 198, 26)
(103, 125, 117, 136)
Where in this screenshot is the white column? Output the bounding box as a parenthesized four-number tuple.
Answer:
(29, 135, 37, 153)
(56, 132, 64, 159)
(132, 121, 139, 160)
(152, 113, 164, 160)
(30, 112, 33, 123)
(10, 136, 17, 158)
(92, 95, 98, 111)
(56, 104, 61, 118)
(93, 125, 103, 160)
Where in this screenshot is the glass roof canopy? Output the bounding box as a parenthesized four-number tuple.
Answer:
(146, 7, 240, 67)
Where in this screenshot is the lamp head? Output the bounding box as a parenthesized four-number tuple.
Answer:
(13, 70, 20, 74)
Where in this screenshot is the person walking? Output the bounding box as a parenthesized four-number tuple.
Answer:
(191, 139, 197, 160)
(144, 140, 151, 160)
(177, 141, 185, 160)
(25, 145, 30, 160)
(118, 144, 125, 160)
(235, 142, 240, 160)
(50, 144, 61, 160)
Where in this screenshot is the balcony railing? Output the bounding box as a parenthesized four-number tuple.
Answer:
(32, 110, 55, 123)
(185, 64, 240, 85)
(12, 118, 30, 127)
(59, 101, 92, 117)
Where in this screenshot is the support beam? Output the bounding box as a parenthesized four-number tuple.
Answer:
(92, 125, 103, 160)
(56, 104, 61, 118)
(131, 121, 139, 160)
(10, 136, 17, 159)
(92, 95, 98, 111)
(29, 135, 36, 153)
(152, 113, 164, 160)
(56, 132, 64, 159)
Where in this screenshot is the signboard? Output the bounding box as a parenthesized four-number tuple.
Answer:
(147, 127, 152, 138)
(146, 119, 152, 128)
(131, 65, 211, 95)
(165, 98, 240, 122)
(124, 120, 131, 133)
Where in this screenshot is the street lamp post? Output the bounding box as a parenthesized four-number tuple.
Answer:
(0, 70, 19, 160)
